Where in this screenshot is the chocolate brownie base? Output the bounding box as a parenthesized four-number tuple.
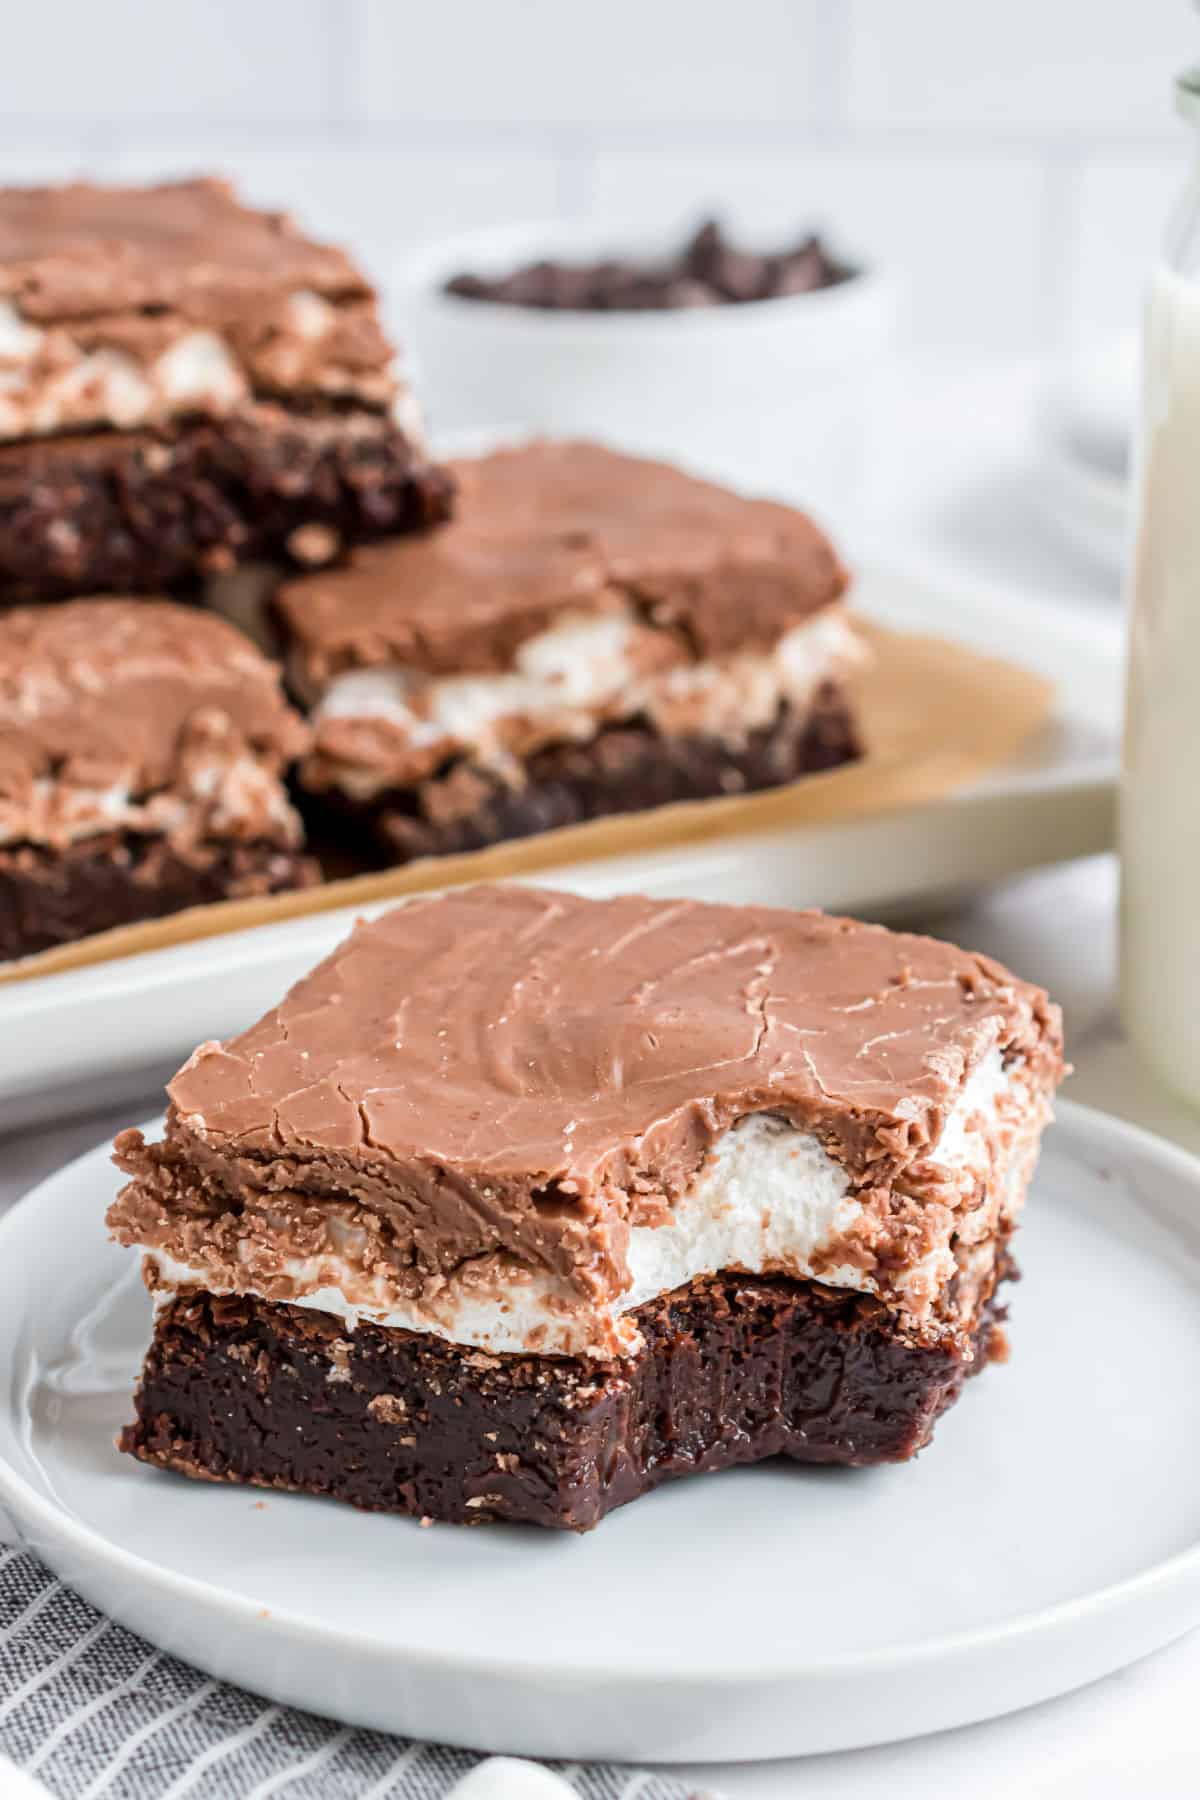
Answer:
(0, 832, 318, 962)
(120, 1269, 1007, 1531)
(310, 687, 861, 865)
(0, 408, 453, 602)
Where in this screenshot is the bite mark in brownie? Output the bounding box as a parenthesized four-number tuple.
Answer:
(110, 887, 1062, 1524)
(111, 887, 1063, 1359)
(121, 1271, 1011, 1532)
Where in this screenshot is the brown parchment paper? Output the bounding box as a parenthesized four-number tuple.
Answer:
(0, 619, 1053, 988)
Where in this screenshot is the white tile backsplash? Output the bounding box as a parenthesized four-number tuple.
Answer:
(846, 0, 1190, 135)
(0, 0, 1191, 353)
(358, 0, 827, 126)
(0, 1, 337, 125)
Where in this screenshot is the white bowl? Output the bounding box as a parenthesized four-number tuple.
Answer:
(396, 220, 899, 515)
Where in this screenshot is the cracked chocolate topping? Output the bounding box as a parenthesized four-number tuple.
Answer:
(274, 439, 850, 696)
(110, 887, 1063, 1342)
(0, 176, 371, 320)
(148, 883, 1061, 1193)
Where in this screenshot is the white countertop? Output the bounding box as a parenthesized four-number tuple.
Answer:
(4, 354, 1195, 1796)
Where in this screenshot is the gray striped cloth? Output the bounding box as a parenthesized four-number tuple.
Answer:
(0, 1546, 704, 1799)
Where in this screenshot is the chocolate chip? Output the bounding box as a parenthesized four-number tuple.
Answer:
(443, 218, 853, 312)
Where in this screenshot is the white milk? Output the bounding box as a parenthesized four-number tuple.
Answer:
(1121, 259, 1200, 1101)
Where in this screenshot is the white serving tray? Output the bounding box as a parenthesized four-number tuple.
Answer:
(0, 563, 1120, 1130)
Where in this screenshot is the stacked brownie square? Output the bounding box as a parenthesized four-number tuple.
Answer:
(0, 176, 450, 599)
(109, 886, 1065, 1530)
(0, 175, 451, 961)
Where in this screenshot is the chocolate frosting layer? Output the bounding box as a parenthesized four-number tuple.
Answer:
(275, 440, 850, 695)
(0, 178, 397, 426)
(0, 599, 308, 848)
(111, 888, 1062, 1319)
(163, 885, 1059, 1178)
(0, 177, 369, 319)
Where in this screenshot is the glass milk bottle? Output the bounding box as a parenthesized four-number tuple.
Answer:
(1122, 68, 1200, 1100)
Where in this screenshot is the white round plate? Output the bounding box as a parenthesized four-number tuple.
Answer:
(2, 1099, 1198, 1764)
